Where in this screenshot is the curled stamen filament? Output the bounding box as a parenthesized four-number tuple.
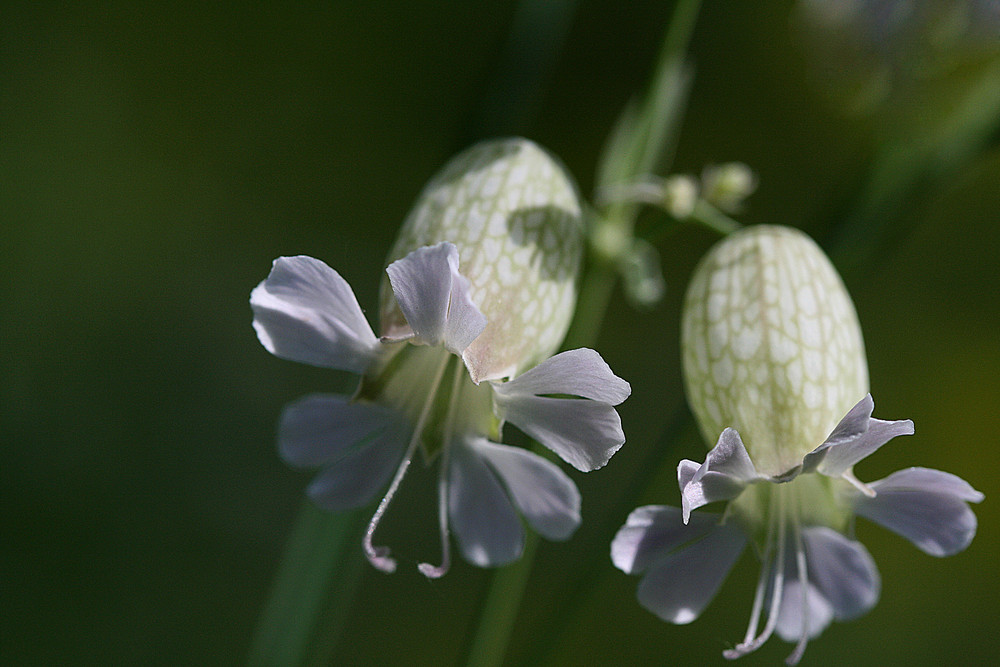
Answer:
(363, 352, 452, 573)
(725, 485, 788, 660)
(785, 505, 810, 666)
(418, 361, 466, 578)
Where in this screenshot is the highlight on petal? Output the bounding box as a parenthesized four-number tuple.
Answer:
(801, 526, 880, 621)
(612, 506, 722, 574)
(385, 243, 486, 355)
(496, 348, 631, 405)
(677, 459, 700, 491)
(679, 428, 759, 523)
(278, 394, 405, 468)
(473, 438, 581, 541)
(305, 418, 409, 511)
(802, 394, 914, 477)
(628, 513, 747, 625)
(448, 439, 524, 567)
(251, 256, 379, 373)
(494, 393, 625, 472)
(853, 467, 984, 557)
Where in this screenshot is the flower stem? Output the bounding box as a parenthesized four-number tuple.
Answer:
(464, 532, 540, 667)
(690, 199, 743, 235)
(248, 503, 366, 666)
(462, 2, 704, 665)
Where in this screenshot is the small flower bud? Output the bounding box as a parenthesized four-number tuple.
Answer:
(700, 162, 758, 213)
(381, 138, 584, 382)
(661, 174, 699, 219)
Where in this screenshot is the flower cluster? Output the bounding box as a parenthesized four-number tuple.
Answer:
(612, 226, 982, 664)
(252, 139, 629, 577)
(252, 136, 982, 662)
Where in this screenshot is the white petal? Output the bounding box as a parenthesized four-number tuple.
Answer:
(801, 527, 880, 620)
(278, 394, 404, 468)
(473, 439, 581, 541)
(495, 394, 625, 472)
(634, 519, 747, 624)
(823, 393, 875, 445)
(495, 348, 631, 404)
(854, 467, 983, 556)
(305, 422, 408, 511)
(250, 256, 378, 373)
(385, 243, 486, 355)
(448, 440, 524, 567)
(680, 428, 759, 523)
(774, 579, 834, 643)
(676, 459, 699, 491)
(611, 506, 722, 574)
(802, 395, 913, 477)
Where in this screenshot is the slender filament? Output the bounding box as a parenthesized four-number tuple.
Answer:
(725, 485, 788, 659)
(363, 351, 452, 573)
(418, 360, 467, 578)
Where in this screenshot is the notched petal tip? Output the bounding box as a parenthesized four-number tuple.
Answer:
(855, 466, 983, 557)
(385, 242, 487, 355)
(495, 392, 626, 472)
(678, 428, 758, 522)
(250, 256, 380, 373)
(803, 395, 914, 478)
(495, 348, 631, 404)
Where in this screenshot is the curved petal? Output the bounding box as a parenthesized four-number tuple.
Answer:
(611, 506, 723, 575)
(802, 527, 880, 620)
(251, 256, 378, 373)
(495, 393, 624, 472)
(385, 243, 486, 355)
(305, 420, 409, 511)
(473, 439, 581, 541)
(853, 467, 983, 557)
(634, 519, 747, 624)
(448, 440, 524, 567)
(278, 394, 405, 468)
(495, 348, 631, 405)
(822, 393, 875, 446)
(677, 459, 699, 491)
(802, 394, 913, 477)
(680, 428, 759, 523)
(773, 578, 834, 643)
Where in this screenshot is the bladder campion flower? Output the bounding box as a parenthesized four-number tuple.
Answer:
(612, 225, 982, 664)
(252, 138, 630, 577)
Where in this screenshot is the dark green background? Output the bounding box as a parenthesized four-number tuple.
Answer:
(4, 2, 997, 665)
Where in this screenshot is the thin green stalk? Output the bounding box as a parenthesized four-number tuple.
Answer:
(464, 533, 540, 667)
(462, 2, 704, 665)
(690, 200, 743, 236)
(248, 503, 366, 667)
(528, 405, 696, 664)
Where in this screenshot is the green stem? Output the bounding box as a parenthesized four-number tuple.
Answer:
(689, 199, 743, 236)
(462, 2, 704, 665)
(464, 533, 540, 667)
(248, 503, 366, 667)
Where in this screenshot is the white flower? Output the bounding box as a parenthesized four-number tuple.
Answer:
(252, 139, 630, 577)
(612, 226, 982, 664)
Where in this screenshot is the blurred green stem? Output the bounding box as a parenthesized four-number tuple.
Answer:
(248, 503, 366, 667)
(463, 2, 702, 665)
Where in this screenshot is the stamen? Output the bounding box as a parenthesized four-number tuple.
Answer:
(841, 469, 876, 498)
(785, 518, 810, 666)
(729, 490, 779, 654)
(418, 361, 466, 578)
(363, 352, 452, 573)
(725, 486, 788, 660)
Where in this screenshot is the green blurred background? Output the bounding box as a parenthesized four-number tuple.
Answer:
(3, 1, 998, 665)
